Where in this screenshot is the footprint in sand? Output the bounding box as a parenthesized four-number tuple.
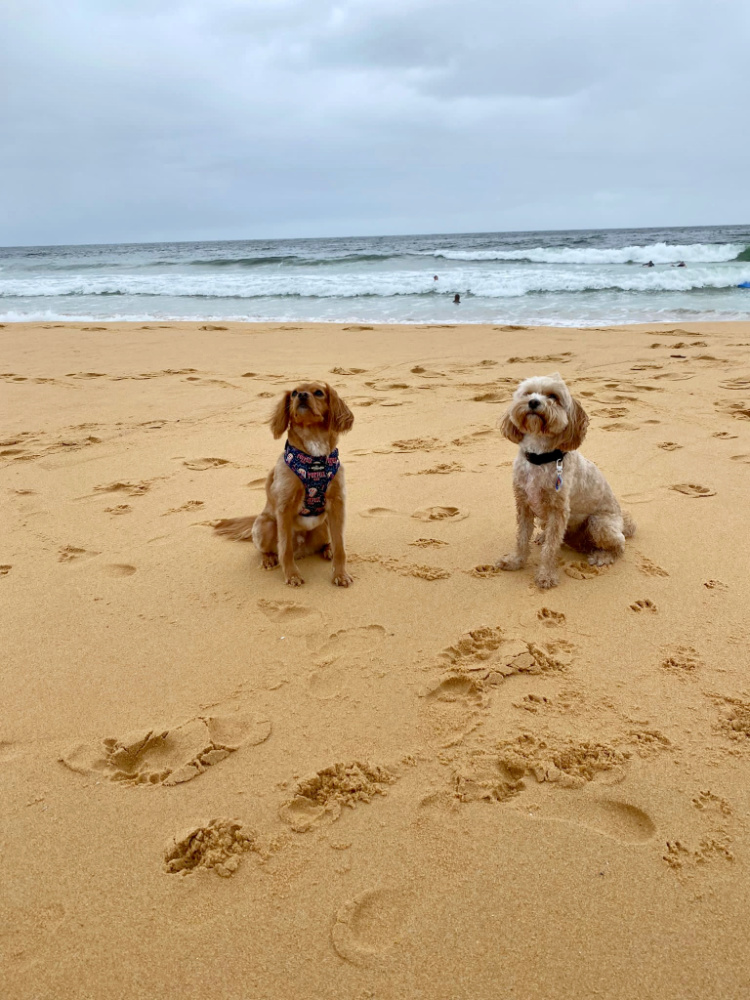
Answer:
(104, 504, 132, 515)
(257, 598, 313, 621)
(412, 506, 468, 522)
(471, 564, 503, 578)
(58, 545, 100, 563)
(93, 480, 151, 497)
(162, 500, 205, 514)
(60, 711, 271, 786)
(307, 662, 348, 700)
(102, 564, 137, 577)
(331, 888, 413, 968)
(537, 607, 565, 626)
(507, 353, 573, 364)
(472, 391, 507, 403)
(198, 324, 227, 331)
(730, 454, 750, 464)
(657, 442, 682, 451)
(704, 579, 728, 590)
(183, 458, 233, 471)
(359, 507, 401, 518)
(715, 400, 750, 421)
(712, 431, 738, 440)
(330, 366, 367, 375)
(592, 406, 630, 418)
(719, 377, 750, 391)
(389, 436, 440, 452)
(670, 483, 716, 497)
(661, 646, 702, 674)
(349, 553, 450, 580)
(313, 624, 387, 660)
(279, 761, 394, 832)
(0, 565, 12, 577)
(564, 561, 609, 580)
(629, 598, 657, 613)
(636, 556, 669, 578)
(525, 798, 657, 844)
(426, 675, 486, 705)
(412, 462, 464, 475)
(601, 422, 640, 432)
(410, 538, 449, 549)
(164, 819, 255, 876)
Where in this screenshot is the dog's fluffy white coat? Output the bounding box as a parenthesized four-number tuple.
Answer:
(497, 373, 634, 588)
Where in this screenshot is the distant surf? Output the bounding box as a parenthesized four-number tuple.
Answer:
(2, 224, 749, 326)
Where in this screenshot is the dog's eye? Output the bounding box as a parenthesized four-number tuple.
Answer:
(314, 389, 324, 397)
(548, 393, 559, 403)
(291, 390, 297, 397)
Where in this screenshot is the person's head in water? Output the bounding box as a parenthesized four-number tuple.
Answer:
(433, 274, 439, 281)
(453, 293, 460, 304)
(644, 260, 654, 267)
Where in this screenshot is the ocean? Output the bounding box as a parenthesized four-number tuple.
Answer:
(1, 224, 749, 327)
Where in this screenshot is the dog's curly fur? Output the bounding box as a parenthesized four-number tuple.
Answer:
(496, 373, 635, 589)
(214, 381, 354, 587)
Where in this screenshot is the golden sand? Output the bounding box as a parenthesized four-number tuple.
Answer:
(2, 320, 749, 999)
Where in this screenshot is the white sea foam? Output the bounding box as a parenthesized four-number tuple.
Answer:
(430, 242, 745, 264)
(2, 263, 750, 300)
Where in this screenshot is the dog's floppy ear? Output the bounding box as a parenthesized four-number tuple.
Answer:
(269, 391, 292, 438)
(558, 396, 589, 451)
(327, 384, 354, 433)
(500, 408, 524, 444)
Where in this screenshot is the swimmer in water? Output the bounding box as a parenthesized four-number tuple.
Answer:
(453, 293, 460, 304)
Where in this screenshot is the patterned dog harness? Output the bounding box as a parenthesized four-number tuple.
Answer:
(284, 441, 340, 516)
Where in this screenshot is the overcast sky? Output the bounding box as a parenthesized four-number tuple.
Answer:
(2, 0, 749, 246)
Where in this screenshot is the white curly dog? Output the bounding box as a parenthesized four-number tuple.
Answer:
(496, 373, 635, 589)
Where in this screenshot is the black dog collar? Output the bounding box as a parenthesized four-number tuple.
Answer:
(524, 449, 566, 466)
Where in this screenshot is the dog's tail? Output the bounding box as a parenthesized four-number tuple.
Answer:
(213, 516, 257, 541)
(622, 511, 636, 538)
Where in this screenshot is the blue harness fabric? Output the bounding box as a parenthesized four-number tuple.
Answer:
(284, 441, 340, 516)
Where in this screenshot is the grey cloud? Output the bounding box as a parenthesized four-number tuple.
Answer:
(0, 0, 748, 245)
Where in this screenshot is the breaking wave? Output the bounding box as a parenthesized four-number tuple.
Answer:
(430, 242, 748, 265)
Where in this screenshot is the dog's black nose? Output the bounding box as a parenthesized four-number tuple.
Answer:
(528, 398, 540, 410)
(297, 391, 309, 400)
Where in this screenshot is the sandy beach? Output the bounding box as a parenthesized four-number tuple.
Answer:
(2, 318, 750, 999)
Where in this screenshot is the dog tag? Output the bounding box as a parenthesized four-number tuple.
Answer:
(555, 458, 564, 491)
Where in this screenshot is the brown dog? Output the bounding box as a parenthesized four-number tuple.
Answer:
(215, 382, 354, 587)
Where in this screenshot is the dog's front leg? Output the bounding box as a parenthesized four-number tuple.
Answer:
(276, 506, 304, 586)
(497, 487, 535, 571)
(326, 491, 352, 587)
(535, 502, 568, 589)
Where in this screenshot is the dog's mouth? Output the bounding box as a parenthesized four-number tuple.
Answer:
(524, 411, 546, 431)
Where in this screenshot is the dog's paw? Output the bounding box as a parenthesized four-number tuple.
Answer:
(262, 552, 279, 569)
(320, 544, 333, 561)
(535, 570, 559, 589)
(588, 550, 616, 566)
(332, 571, 353, 588)
(285, 572, 305, 587)
(534, 532, 546, 546)
(496, 554, 525, 571)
